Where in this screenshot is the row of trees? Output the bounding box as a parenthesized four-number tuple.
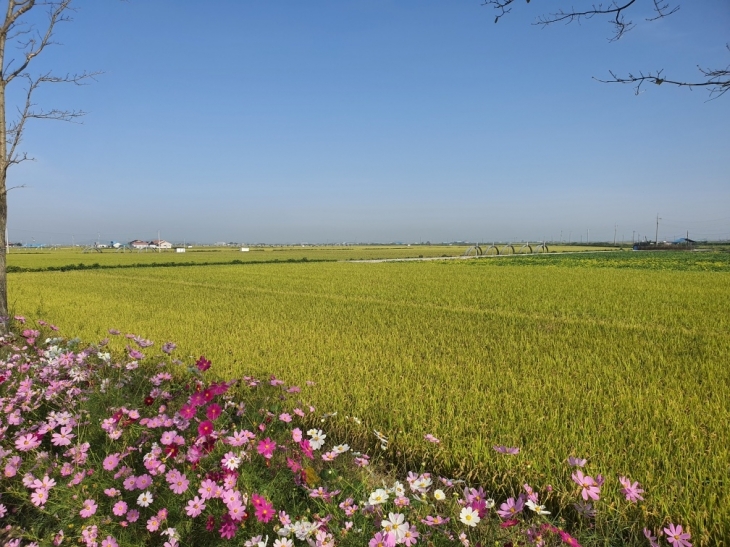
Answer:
(0, 0, 727, 321)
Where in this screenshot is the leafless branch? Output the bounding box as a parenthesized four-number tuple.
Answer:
(485, 0, 681, 42)
(484, 0, 727, 98)
(4, 70, 99, 174)
(595, 60, 730, 99)
(2, 0, 74, 84)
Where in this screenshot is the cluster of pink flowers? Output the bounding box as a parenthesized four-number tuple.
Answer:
(0, 318, 697, 547)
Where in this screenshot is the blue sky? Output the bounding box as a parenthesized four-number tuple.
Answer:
(7, 0, 730, 245)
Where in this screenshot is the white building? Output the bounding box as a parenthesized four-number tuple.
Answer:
(149, 239, 172, 249)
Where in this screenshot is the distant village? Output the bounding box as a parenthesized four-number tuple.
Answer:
(128, 239, 173, 250)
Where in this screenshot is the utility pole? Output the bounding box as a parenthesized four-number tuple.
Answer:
(655, 214, 661, 245)
(632, 230, 635, 244)
(568, 230, 571, 244)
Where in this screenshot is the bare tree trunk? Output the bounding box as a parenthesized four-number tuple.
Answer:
(0, 0, 97, 328)
(0, 28, 8, 324)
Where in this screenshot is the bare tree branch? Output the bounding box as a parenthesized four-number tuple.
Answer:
(0, 0, 101, 320)
(4, 70, 99, 173)
(595, 55, 730, 99)
(483, 0, 727, 98)
(3, 0, 73, 83)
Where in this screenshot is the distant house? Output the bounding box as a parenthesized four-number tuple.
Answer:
(129, 240, 149, 249)
(149, 239, 172, 249)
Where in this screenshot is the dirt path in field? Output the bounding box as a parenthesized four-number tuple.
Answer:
(348, 250, 619, 263)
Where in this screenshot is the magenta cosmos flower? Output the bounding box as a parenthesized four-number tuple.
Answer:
(206, 403, 222, 421)
(196, 356, 211, 371)
(198, 420, 214, 437)
(254, 499, 275, 523)
(257, 438, 276, 459)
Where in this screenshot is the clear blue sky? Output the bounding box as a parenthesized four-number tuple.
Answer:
(7, 0, 730, 245)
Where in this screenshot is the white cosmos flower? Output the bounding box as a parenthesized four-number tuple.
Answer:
(434, 489, 446, 501)
(307, 429, 326, 450)
(413, 476, 432, 492)
(223, 454, 241, 470)
(526, 500, 550, 515)
(459, 506, 480, 527)
(392, 481, 405, 497)
(381, 512, 409, 540)
(332, 444, 349, 454)
(137, 491, 154, 507)
(368, 488, 389, 505)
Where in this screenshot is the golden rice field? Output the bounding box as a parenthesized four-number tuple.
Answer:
(6, 243, 609, 270)
(8, 250, 730, 544)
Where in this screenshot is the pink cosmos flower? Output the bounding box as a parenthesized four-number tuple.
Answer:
(80, 499, 98, 518)
(568, 456, 587, 467)
(101, 537, 118, 547)
(15, 433, 41, 452)
(196, 356, 211, 371)
(226, 430, 252, 446)
(31, 476, 56, 490)
(135, 474, 153, 490)
(190, 392, 206, 407)
(113, 501, 128, 516)
(198, 479, 218, 500)
(493, 445, 520, 455)
(228, 501, 246, 521)
(170, 474, 189, 495)
(31, 489, 49, 507)
(186, 496, 206, 518)
(299, 439, 313, 459)
(160, 431, 178, 445)
(123, 476, 137, 491)
(421, 515, 449, 526)
(126, 509, 140, 522)
(51, 427, 75, 446)
(424, 434, 440, 444)
(402, 526, 419, 547)
(257, 438, 276, 459)
(664, 524, 692, 547)
(496, 496, 525, 519)
(618, 476, 645, 503)
(292, 428, 303, 442)
(369, 531, 396, 547)
(279, 413, 292, 423)
(179, 404, 197, 419)
(147, 516, 160, 532)
(571, 470, 601, 501)
(644, 528, 660, 547)
(103, 454, 120, 471)
(254, 499, 275, 523)
(558, 531, 582, 546)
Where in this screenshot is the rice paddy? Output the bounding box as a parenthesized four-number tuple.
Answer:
(8, 249, 730, 543)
